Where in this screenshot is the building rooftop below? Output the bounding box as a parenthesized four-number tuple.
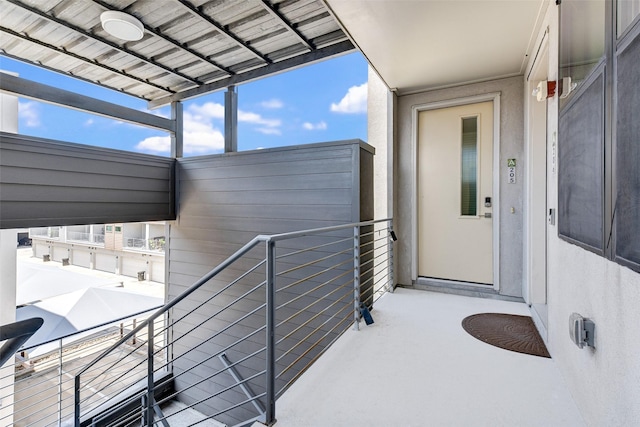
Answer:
(272, 288, 585, 427)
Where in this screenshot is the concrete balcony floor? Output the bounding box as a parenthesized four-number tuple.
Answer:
(273, 288, 585, 427)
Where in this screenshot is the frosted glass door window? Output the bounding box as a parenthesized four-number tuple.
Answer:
(461, 117, 478, 216)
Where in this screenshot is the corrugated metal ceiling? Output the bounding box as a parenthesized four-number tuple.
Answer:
(0, 0, 354, 107)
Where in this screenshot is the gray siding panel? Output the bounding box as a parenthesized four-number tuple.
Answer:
(558, 66, 605, 252)
(168, 140, 373, 425)
(615, 28, 640, 270)
(0, 132, 175, 228)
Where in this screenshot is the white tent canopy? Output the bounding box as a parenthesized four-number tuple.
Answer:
(17, 262, 120, 306)
(16, 287, 163, 356)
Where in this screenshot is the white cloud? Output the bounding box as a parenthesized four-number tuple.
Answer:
(238, 110, 281, 129)
(136, 136, 171, 153)
(135, 101, 282, 154)
(261, 99, 284, 109)
(135, 105, 225, 154)
(84, 118, 94, 126)
(302, 121, 327, 131)
(18, 101, 41, 127)
(330, 82, 368, 114)
(189, 102, 224, 121)
(256, 127, 282, 136)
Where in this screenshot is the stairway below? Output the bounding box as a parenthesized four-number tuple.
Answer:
(161, 400, 226, 427)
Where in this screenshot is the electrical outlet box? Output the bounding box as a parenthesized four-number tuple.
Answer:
(569, 313, 595, 349)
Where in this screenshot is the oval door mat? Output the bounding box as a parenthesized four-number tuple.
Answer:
(462, 313, 550, 358)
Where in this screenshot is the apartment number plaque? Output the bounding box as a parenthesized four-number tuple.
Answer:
(507, 158, 516, 184)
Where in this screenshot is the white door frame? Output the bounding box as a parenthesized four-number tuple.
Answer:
(411, 93, 501, 291)
(524, 28, 549, 331)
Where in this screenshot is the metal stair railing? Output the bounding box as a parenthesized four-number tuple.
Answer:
(0, 318, 44, 367)
(74, 218, 395, 427)
(0, 307, 161, 427)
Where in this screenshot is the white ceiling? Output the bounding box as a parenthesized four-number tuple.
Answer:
(326, 0, 548, 93)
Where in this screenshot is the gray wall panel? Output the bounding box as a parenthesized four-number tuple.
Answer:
(558, 67, 605, 252)
(178, 172, 353, 192)
(0, 133, 174, 228)
(615, 28, 640, 270)
(168, 140, 373, 425)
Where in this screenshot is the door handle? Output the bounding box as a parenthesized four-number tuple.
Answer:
(483, 213, 492, 218)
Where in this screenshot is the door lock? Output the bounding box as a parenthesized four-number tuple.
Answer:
(484, 197, 492, 208)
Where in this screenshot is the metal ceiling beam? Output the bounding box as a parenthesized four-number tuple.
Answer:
(0, 27, 173, 98)
(6, 0, 201, 87)
(0, 73, 176, 132)
(258, 0, 314, 51)
(91, 0, 234, 77)
(174, 0, 271, 64)
(149, 39, 355, 108)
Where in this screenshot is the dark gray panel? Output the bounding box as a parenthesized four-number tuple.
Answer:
(178, 172, 353, 192)
(0, 133, 175, 228)
(558, 68, 605, 252)
(168, 141, 371, 424)
(179, 188, 353, 206)
(180, 156, 352, 180)
(615, 29, 640, 270)
(178, 144, 354, 170)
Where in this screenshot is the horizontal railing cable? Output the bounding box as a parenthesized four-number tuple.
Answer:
(167, 259, 266, 327)
(276, 278, 353, 333)
(167, 347, 268, 412)
(276, 309, 354, 393)
(275, 256, 355, 295)
(156, 302, 267, 379)
(156, 322, 267, 397)
(2, 306, 159, 427)
(157, 279, 266, 354)
(275, 266, 355, 312)
(276, 289, 353, 366)
(76, 238, 264, 379)
(275, 246, 352, 277)
(69, 218, 393, 427)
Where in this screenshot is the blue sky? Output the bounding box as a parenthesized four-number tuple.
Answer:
(0, 52, 368, 156)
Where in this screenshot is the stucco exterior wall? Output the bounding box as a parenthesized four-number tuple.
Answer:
(367, 66, 395, 221)
(549, 240, 640, 425)
(533, 3, 640, 425)
(394, 76, 525, 297)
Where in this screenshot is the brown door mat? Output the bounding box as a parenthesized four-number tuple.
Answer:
(462, 313, 551, 358)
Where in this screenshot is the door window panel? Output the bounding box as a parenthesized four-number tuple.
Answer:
(461, 117, 478, 217)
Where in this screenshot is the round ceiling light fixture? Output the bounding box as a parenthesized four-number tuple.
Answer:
(100, 11, 144, 41)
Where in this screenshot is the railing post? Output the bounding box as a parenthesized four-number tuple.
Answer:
(74, 375, 80, 427)
(58, 339, 63, 425)
(265, 239, 277, 425)
(146, 321, 154, 426)
(389, 221, 395, 293)
(353, 225, 360, 331)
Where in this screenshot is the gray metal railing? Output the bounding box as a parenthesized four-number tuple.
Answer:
(67, 231, 106, 244)
(74, 219, 395, 426)
(0, 307, 161, 427)
(124, 237, 166, 252)
(29, 227, 60, 239)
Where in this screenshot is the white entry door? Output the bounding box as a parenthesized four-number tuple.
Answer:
(418, 101, 494, 285)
